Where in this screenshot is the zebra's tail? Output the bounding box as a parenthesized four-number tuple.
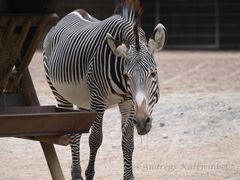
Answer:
(43, 27, 55, 95)
(43, 25, 56, 64)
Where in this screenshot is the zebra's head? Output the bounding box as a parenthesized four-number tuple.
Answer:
(107, 24, 167, 135)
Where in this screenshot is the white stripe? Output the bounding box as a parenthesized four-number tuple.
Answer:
(71, 11, 92, 23)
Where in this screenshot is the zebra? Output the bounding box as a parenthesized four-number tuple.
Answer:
(43, 0, 166, 179)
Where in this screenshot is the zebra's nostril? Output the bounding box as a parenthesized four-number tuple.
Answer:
(146, 117, 151, 123)
(133, 119, 137, 124)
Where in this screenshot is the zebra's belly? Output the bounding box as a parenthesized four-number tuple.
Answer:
(53, 81, 91, 109)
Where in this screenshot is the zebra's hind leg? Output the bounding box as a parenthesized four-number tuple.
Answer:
(70, 133, 83, 180)
(85, 113, 104, 180)
(49, 88, 84, 179)
(44, 60, 83, 179)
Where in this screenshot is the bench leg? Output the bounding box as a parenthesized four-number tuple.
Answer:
(41, 142, 65, 180)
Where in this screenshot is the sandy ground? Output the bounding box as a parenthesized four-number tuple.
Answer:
(0, 51, 240, 180)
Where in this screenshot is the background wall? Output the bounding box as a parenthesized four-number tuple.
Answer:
(55, 0, 240, 49)
(2, 0, 239, 49)
(142, 0, 240, 49)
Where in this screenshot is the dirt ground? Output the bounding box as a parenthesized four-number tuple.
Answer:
(0, 50, 240, 180)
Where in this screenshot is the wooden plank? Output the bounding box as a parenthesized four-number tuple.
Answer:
(15, 21, 47, 82)
(0, 19, 18, 92)
(0, 92, 26, 106)
(7, 23, 47, 91)
(20, 135, 71, 146)
(0, 107, 96, 137)
(17, 20, 32, 52)
(2, 15, 58, 91)
(0, 105, 55, 114)
(20, 69, 42, 106)
(41, 142, 65, 180)
(0, 105, 91, 114)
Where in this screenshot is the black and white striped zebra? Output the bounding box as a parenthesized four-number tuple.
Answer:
(43, 0, 166, 179)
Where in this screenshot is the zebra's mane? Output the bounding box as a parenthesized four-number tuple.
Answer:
(114, 0, 142, 51)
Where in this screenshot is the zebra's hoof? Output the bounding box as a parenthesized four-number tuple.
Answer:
(85, 175, 93, 180)
(85, 177, 93, 180)
(71, 176, 84, 180)
(85, 167, 94, 180)
(71, 171, 84, 180)
(124, 177, 134, 180)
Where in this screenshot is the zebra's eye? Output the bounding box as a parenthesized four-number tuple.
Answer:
(150, 71, 157, 77)
(123, 73, 130, 80)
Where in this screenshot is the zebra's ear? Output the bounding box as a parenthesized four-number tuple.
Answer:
(148, 24, 167, 54)
(106, 33, 128, 58)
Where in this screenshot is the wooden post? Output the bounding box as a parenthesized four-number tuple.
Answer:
(41, 142, 65, 180)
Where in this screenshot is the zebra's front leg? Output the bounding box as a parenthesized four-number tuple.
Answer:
(70, 133, 83, 180)
(122, 119, 134, 180)
(85, 113, 104, 180)
(119, 100, 135, 180)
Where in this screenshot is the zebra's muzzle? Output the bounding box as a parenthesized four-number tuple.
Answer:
(134, 116, 152, 135)
(137, 128, 150, 135)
